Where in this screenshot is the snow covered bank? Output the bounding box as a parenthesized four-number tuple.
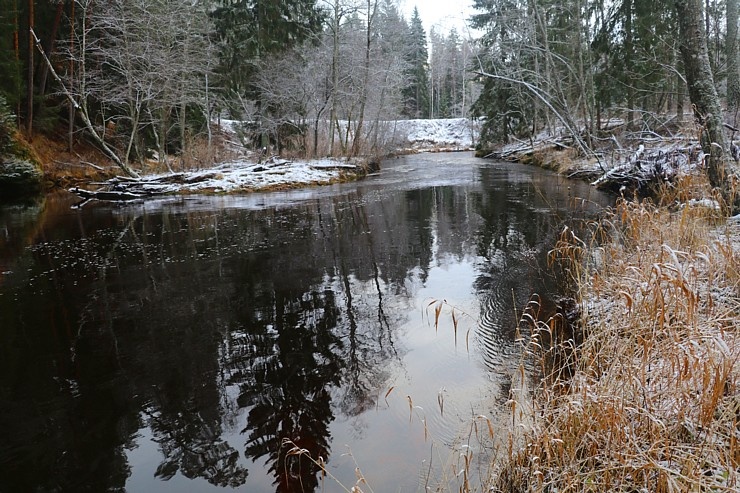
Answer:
(140, 157, 360, 194)
(220, 117, 480, 153)
(70, 156, 364, 202)
(70, 118, 480, 202)
(391, 118, 480, 150)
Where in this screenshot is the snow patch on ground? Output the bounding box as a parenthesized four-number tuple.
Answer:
(220, 117, 480, 152)
(393, 118, 480, 150)
(193, 118, 480, 191)
(135, 157, 358, 194)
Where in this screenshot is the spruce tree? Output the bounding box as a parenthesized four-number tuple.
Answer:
(403, 7, 429, 119)
(0, 0, 23, 118)
(212, 0, 325, 97)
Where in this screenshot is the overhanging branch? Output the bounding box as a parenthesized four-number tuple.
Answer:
(30, 27, 139, 178)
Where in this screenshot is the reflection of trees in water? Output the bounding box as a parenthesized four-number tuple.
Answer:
(0, 187, 439, 492)
(148, 408, 248, 487)
(0, 171, 606, 492)
(89, 233, 250, 489)
(0, 282, 139, 492)
(0, 196, 46, 279)
(223, 285, 344, 492)
(470, 167, 606, 388)
(323, 193, 407, 417)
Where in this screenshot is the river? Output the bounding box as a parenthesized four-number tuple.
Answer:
(0, 152, 612, 492)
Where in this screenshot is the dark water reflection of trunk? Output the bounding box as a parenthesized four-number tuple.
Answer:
(0, 153, 612, 492)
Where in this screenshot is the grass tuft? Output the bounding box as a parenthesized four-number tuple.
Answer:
(498, 193, 740, 492)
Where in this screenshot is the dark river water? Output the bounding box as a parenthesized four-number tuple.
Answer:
(0, 153, 611, 492)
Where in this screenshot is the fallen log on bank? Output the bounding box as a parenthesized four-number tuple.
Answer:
(486, 136, 575, 161)
(591, 144, 700, 195)
(483, 121, 739, 199)
(68, 170, 229, 203)
(66, 157, 364, 205)
(69, 187, 144, 201)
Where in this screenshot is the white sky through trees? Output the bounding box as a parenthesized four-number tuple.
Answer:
(401, 0, 476, 36)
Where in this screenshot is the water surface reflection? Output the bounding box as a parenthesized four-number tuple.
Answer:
(0, 153, 611, 492)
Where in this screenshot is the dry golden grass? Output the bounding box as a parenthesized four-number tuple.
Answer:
(498, 188, 740, 492)
(33, 133, 120, 186)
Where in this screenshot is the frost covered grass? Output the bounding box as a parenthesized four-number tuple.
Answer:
(496, 190, 740, 492)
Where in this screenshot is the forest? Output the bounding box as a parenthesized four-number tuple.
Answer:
(2, 2, 740, 492)
(0, 0, 738, 192)
(0, 0, 475, 178)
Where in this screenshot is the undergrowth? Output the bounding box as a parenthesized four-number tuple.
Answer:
(500, 191, 740, 492)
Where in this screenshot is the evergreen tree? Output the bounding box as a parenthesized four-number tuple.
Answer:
(402, 7, 429, 118)
(0, 0, 23, 119)
(0, 0, 67, 134)
(470, 0, 690, 149)
(377, 0, 409, 53)
(212, 0, 325, 98)
(470, 0, 530, 144)
(591, 0, 677, 128)
(0, 95, 15, 156)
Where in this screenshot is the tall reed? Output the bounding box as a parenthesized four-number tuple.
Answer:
(498, 194, 740, 492)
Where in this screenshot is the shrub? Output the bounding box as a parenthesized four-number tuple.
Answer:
(0, 95, 15, 156)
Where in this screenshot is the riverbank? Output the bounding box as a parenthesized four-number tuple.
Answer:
(5, 118, 479, 200)
(485, 137, 740, 490)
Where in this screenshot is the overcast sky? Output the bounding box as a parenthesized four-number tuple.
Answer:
(401, 0, 477, 37)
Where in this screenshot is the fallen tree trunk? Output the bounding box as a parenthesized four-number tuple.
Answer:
(486, 137, 575, 161)
(591, 144, 698, 195)
(69, 187, 143, 201)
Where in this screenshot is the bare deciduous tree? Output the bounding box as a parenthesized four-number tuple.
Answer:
(61, 0, 215, 173)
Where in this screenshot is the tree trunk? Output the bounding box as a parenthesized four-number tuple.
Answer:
(727, 0, 740, 117)
(351, 0, 376, 157)
(329, 1, 340, 156)
(625, 0, 635, 130)
(38, 2, 63, 98)
(14, 0, 21, 126)
(675, 0, 740, 213)
(68, 0, 75, 152)
(26, 0, 34, 138)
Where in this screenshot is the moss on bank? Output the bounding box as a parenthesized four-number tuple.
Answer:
(0, 133, 43, 199)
